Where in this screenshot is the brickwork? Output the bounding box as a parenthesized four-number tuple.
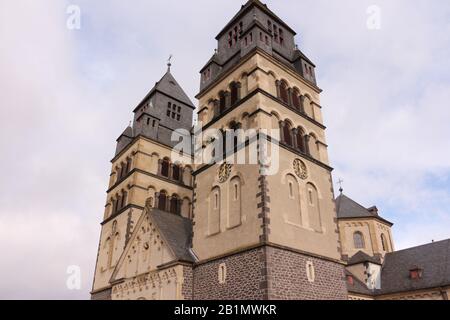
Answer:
(182, 266, 194, 300)
(191, 245, 348, 300)
(266, 246, 348, 300)
(193, 247, 267, 300)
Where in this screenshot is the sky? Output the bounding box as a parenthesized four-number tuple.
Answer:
(0, 0, 449, 300)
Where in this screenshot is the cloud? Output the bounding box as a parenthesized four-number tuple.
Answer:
(0, 0, 449, 299)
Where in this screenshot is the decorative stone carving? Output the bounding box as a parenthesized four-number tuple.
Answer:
(293, 159, 308, 180)
(218, 163, 232, 183)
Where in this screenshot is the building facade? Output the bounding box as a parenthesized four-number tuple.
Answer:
(91, 0, 450, 300)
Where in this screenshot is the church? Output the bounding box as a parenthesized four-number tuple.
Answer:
(91, 0, 450, 300)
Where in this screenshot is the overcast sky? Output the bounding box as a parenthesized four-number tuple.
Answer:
(0, 0, 449, 300)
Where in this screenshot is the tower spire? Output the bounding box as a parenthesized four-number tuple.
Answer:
(167, 54, 173, 72)
(338, 178, 344, 194)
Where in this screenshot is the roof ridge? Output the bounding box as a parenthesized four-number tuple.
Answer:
(387, 238, 450, 255)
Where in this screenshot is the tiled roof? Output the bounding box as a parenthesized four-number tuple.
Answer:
(150, 209, 196, 263)
(134, 71, 194, 111)
(345, 270, 373, 296)
(377, 239, 450, 295)
(336, 194, 393, 225)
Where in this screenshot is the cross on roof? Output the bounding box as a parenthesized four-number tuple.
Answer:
(338, 178, 344, 194)
(167, 54, 173, 71)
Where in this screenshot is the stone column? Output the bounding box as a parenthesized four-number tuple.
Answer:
(275, 80, 280, 99)
(279, 121, 285, 143)
(157, 159, 162, 176)
(292, 128, 299, 150)
(305, 135, 311, 156)
(287, 88, 293, 107)
(300, 95, 306, 114)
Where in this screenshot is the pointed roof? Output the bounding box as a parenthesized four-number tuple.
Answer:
(215, 0, 296, 40)
(336, 194, 393, 226)
(150, 209, 195, 263)
(110, 206, 195, 283)
(348, 251, 382, 266)
(293, 48, 316, 67)
(134, 70, 195, 112)
(116, 125, 134, 142)
(199, 52, 221, 73)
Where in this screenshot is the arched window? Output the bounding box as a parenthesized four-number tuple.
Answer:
(230, 82, 240, 105)
(120, 191, 128, 209)
(161, 158, 170, 178)
(125, 157, 132, 174)
(283, 122, 293, 147)
(219, 91, 227, 114)
(279, 81, 289, 104)
(158, 191, 167, 211)
(209, 187, 221, 235)
(111, 198, 118, 215)
(172, 164, 181, 181)
(381, 233, 388, 251)
(353, 232, 365, 249)
(170, 195, 180, 215)
(292, 89, 301, 110)
(307, 183, 322, 232)
(296, 128, 306, 153)
(228, 177, 242, 228)
(285, 174, 301, 225)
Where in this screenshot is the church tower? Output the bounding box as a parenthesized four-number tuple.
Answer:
(191, 0, 347, 299)
(90, 66, 196, 300)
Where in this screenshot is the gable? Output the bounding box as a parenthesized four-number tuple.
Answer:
(110, 210, 175, 283)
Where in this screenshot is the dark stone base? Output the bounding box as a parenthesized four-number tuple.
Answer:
(192, 245, 348, 300)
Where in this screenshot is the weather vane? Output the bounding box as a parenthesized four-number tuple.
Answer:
(337, 178, 344, 194)
(167, 54, 173, 71)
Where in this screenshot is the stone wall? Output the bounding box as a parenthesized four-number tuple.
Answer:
(266, 246, 348, 300)
(192, 245, 348, 300)
(193, 247, 267, 300)
(182, 266, 194, 300)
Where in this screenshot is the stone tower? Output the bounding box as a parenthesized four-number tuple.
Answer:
(90, 67, 195, 300)
(192, 0, 347, 299)
(91, 0, 348, 300)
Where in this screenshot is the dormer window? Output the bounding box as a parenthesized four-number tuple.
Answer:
(410, 267, 423, 280)
(346, 275, 354, 285)
(279, 29, 284, 46)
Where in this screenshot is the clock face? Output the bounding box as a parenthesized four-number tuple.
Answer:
(293, 159, 308, 180)
(218, 163, 232, 183)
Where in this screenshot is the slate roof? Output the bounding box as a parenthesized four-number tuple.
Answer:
(215, 0, 296, 40)
(377, 239, 450, 295)
(293, 49, 316, 67)
(134, 70, 194, 112)
(150, 209, 196, 263)
(345, 270, 373, 296)
(121, 126, 134, 138)
(336, 194, 393, 226)
(200, 53, 221, 73)
(348, 251, 382, 266)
